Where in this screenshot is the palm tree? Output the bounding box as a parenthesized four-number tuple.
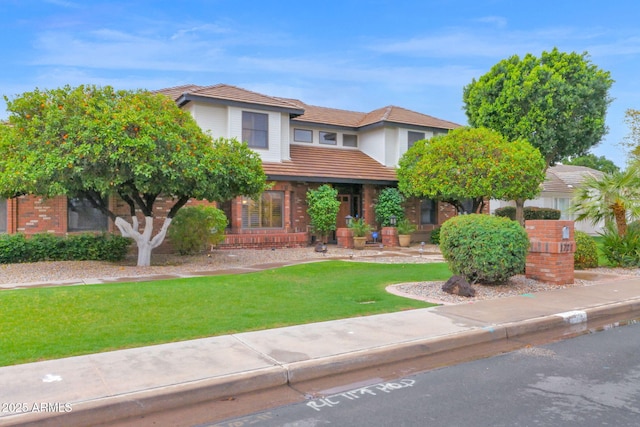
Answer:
(569, 163, 640, 236)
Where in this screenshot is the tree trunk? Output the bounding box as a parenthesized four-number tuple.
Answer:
(114, 216, 173, 267)
(515, 198, 526, 227)
(611, 202, 627, 237)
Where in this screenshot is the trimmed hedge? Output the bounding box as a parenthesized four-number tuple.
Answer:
(440, 214, 529, 284)
(494, 206, 561, 221)
(0, 233, 132, 264)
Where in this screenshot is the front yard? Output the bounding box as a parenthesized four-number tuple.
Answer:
(0, 261, 450, 367)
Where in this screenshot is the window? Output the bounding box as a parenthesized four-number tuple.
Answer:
(420, 199, 437, 225)
(319, 131, 337, 145)
(554, 198, 572, 220)
(242, 191, 283, 228)
(68, 197, 108, 232)
(343, 134, 358, 147)
(0, 199, 6, 233)
(242, 111, 269, 149)
(408, 131, 425, 148)
(294, 128, 313, 143)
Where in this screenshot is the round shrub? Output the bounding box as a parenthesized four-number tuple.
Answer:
(168, 205, 228, 255)
(440, 214, 529, 285)
(573, 231, 598, 269)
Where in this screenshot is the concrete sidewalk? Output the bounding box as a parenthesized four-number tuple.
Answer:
(2, 275, 640, 426)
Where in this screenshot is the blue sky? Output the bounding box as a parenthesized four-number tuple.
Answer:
(1, 0, 639, 167)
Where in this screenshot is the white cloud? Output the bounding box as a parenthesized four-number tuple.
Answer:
(475, 16, 508, 29)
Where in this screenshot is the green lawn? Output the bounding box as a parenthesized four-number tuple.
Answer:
(0, 260, 450, 367)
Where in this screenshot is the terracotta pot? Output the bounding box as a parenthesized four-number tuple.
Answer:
(398, 234, 411, 247)
(353, 236, 367, 250)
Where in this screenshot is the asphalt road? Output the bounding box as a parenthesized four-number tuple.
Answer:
(210, 321, 640, 427)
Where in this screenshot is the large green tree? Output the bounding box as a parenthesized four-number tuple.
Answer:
(0, 85, 267, 266)
(397, 127, 546, 222)
(463, 48, 613, 167)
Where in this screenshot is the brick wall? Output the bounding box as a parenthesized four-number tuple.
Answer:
(525, 220, 575, 285)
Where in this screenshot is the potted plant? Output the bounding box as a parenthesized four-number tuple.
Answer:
(349, 218, 373, 250)
(396, 218, 416, 247)
(306, 185, 341, 244)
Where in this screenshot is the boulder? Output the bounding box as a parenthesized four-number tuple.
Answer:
(442, 275, 476, 297)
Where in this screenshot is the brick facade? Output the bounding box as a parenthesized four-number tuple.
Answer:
(3, 182, 459, 251)
(525, 220, 576, 285)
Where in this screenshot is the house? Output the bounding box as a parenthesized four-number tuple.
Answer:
(490, 164, 605, 235)
(0, 84, 462, 249)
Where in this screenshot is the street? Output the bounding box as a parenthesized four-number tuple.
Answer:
(210, 321, 640, 427)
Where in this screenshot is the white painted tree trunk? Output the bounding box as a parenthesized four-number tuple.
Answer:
(114, 216, 172, 267)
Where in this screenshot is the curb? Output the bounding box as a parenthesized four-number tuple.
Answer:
(5, 298, 640, 427)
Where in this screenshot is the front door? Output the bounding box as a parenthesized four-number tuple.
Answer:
(337, 194, 352, 229)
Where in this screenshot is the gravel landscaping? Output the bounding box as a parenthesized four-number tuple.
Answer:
(1, 245, 637, 305)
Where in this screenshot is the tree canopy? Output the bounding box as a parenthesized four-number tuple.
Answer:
(463, 48, 613, 166)
(0, 85, 267, 266)
(397, 127, 546, 215)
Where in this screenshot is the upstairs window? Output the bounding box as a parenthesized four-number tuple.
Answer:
(408, 131, 425, 148)
(319, 131, 337, 145)
(294, 128, 313, 143)
(68, 197, 108, 232)
(242, 191, 283, 229)
(0, 199, 6, 233)
(343, 134, 358, 147)
(242, 111, 269, 149)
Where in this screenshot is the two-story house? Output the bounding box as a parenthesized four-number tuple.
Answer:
(1, 84, 461, 249)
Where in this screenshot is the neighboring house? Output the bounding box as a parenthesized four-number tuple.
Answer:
(0, 84, 462, 248)
(490, 165, 605, 235)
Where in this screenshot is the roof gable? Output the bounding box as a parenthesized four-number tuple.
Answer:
(155, 83, 460, 131)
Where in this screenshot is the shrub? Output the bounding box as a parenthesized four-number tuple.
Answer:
(600, 223, 640, 267)
(430, 226, 441, 245)
(440, 214, 529, 284)
(375, 187, 405, 227)
(494, 206, 561, 221)
(168, 205, 228, 255)
(494, 206, 516, 220)
(574, 231, 598, 269)
(525, 207, 561, 220)
(0, 234, 29, 264)
(0, 233, 131, 264)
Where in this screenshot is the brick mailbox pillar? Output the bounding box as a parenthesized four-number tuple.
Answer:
(381, 226, 399, 247)
(336, 228, 354, 249)
(525, 220, 576, 285)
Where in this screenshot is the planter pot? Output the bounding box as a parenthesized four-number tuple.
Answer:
(398, 234, 411, 247)
(353, 236, 367, 250)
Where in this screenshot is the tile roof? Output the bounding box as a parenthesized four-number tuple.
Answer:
(155, 84, 303, 111)
(262, 145, 398, 184)
(543, 165, 604, 193)
(155, 84, 460, 130)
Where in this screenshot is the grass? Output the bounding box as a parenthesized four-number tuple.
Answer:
(0, 260, 451, 367)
